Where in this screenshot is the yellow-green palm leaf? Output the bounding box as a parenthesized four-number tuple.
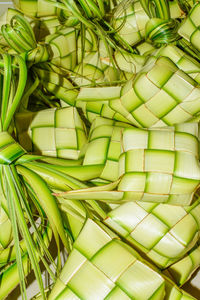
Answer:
(48, 218, 166, 300)
(104, 196, 200, 269)
(16, 106, 87, 160)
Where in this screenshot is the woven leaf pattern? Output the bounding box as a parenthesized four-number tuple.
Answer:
(105, 197, 200, 268)
(16, 107, 87, 159)
(13, 0, 57, 17)
(48, 219, 165, 300)
(155, 45, 200, 84)
(168, 241, 200, 286)
(83, 117, 131, 182)
(117, 57, 200, 127)
(45, 27, 77, 71)
(118, 123, 200, 205)
(76, 57, 200, 127)
(113, 0, 149, 46)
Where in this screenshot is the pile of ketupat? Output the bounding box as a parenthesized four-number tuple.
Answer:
(1, 0, 200, 299)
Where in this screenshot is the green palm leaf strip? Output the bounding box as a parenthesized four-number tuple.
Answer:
(144, 0, 170, 18)
(1, 15, 36, 54)
(0, 53, 70, 298)
(3, 166, 27, 299)
(10, 164, 56, 277)
(17, 164, 70, 252)
(0, 135, 47, 298)
(1, 54, 11, 127)
(4, 165, 45, 300)
(19, 159, 107, 224)
(3, 55, 27, 131)
(0, 253, 30, 300)
(167, 239, 200, 286)
(0, 223, 52, 300)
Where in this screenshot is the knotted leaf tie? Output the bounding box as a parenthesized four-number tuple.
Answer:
(0, 132, 26, 165)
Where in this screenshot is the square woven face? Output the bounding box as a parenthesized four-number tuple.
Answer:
(119, 56, 200, 128)
(118, 123, 200, 205)
(105, 198, 200, 268)
(50, 219, 165, 300)
(16, 107, 87, 159)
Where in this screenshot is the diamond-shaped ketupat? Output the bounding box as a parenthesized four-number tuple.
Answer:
(104, 194, 200, 269)
(117, 56, 200, 127)
(154, 45, 200, 85)
(48, 219, 165, 300)
(76, 56, 200, 128)
(47, 219, 196, 300)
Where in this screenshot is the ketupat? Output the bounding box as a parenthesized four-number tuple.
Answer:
(58, 122, 200, 206)
(15, 106, 87, 160)
(7, 10, 200, 128)
(47, 218, 166, 300)
(76, 56, 200, 127)
(104, 196, 200, 268)
(111, 0, 149, 47)
(1, 0, 200, 299)
(46, 219, 196, 300)
(83, 117, 132, 183)
(118, 123, 200, 204)
(13, 0, 57, 17)
(153, 44, 200, 84)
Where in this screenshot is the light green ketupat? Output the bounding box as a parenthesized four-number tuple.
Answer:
(60, 122, 200, 206)
(104, 195, 200, 269)
(76, 56, 200, 127)
(118, 122, 200, 205)
(83, 117, 131, 183)
(112, 0, 149, 47)
(15, 106, 87, 160)
(45, 27, 78, 71)
(47, 218, 166, 300)
(45, 218, 196, 300)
